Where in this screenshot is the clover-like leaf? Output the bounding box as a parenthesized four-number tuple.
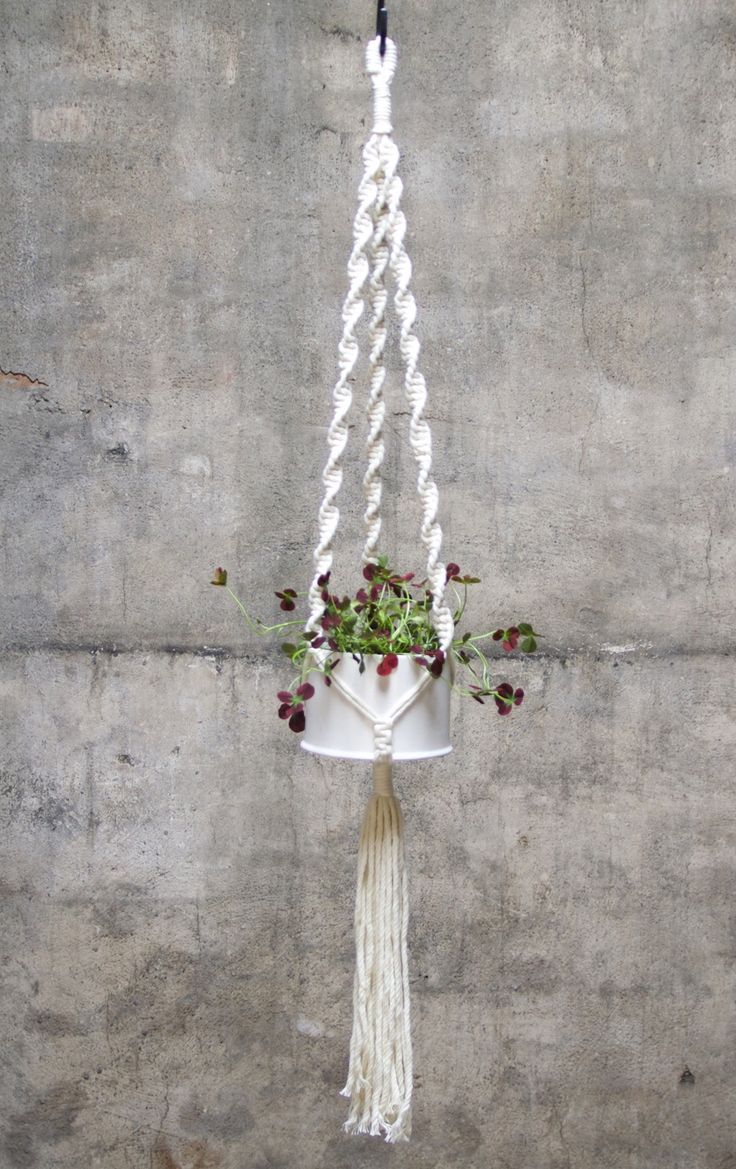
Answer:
(288, 709, 306, 733)
(377, 652, 399, 676)
(275, 589, 297, 611)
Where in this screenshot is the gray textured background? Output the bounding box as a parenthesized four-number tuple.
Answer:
(1, 2, 735, 1167)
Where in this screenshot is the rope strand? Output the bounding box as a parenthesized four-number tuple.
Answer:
(382, 138, 454, 649)
(306, 140, 377, 633)
(362, 150, 390, 565)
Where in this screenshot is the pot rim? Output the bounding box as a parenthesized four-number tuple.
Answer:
(300, 741, 453, 760)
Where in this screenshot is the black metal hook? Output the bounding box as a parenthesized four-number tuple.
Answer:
(376, 0, 387, 57)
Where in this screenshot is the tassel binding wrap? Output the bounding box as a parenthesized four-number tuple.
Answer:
(341, 733, 412, 1142)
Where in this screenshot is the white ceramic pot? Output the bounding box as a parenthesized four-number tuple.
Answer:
(300, 652, 452, 761)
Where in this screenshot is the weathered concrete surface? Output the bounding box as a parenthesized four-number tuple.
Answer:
(1, 0, 735, 1166)
(1, 651, 735, 1169)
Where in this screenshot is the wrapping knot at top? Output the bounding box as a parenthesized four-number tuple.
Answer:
(372, 758, 394, 797)
(365, 36, 397, 134)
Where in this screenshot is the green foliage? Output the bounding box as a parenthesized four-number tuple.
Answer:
(211, 555, 542, 730)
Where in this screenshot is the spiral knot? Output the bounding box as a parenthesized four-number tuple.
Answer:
(373, 720, 393, 761)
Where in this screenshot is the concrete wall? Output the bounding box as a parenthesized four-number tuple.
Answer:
(1, 2, 734, 1166)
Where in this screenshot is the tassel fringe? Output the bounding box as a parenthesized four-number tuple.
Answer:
(341, 760, 412, 1142)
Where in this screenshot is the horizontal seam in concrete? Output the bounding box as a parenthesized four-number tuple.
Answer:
(0, 643, 731, 662)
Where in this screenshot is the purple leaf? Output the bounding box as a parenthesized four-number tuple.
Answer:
(288, 709, 306, 733)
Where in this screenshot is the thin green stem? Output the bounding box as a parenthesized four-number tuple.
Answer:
(225, 587, 303, 637)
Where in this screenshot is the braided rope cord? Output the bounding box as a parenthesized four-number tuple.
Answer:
(378, 128, 454, 652)
(361, 152, 390, 566)
(305, 140, 377, 634)
(307, 36, 454, 656)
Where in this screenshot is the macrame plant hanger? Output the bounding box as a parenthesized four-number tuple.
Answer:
(304, 15, 454, 1144)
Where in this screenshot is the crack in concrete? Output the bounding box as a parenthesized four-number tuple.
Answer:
(705, 517, 714, 591)
(0, 366, 48, 388)
(31, 390, 64, 412)
(577, 254, 603, 474)
(150, 1075, 172, 1169)
(319, 23, 361, 43)
(550, 1099, 572, 1169)
(391, 410, 445, 422)
(578, 256, 594, 362)
(194, 896, 202, 959)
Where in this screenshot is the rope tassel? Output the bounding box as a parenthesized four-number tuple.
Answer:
(341, 758, 413, 1142)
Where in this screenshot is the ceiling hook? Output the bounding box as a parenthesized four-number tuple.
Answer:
(376, 0, 388, 57)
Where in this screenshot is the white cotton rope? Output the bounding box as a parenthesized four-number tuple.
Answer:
(306, 36, 454, 652)
(378, 121, 454, 651)
(305, 129, 377, 637)
(304, 35, 456, 1143)
(361, 148, 389, 566)
(340, 751, 413, 1142)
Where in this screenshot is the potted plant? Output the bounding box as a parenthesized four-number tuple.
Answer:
(211, 555, 539, 758)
